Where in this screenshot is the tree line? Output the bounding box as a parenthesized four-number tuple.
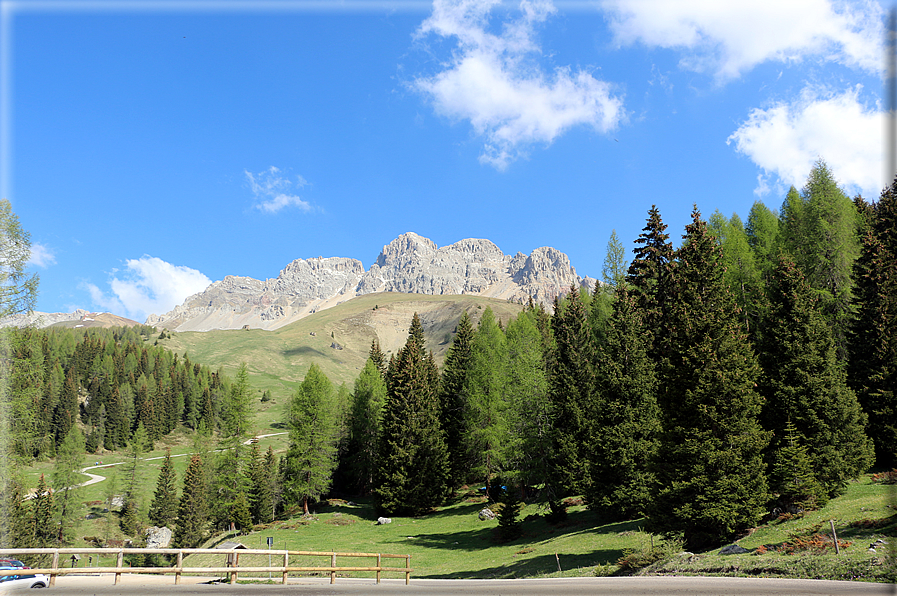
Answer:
(1, 160, 895, 552)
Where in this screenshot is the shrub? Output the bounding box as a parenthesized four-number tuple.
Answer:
(496, 487, 523, 542)
(617, 535, 683, 572)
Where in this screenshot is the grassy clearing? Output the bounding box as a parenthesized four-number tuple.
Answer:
(176, 479, 894, 583)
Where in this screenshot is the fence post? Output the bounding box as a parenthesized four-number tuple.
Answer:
(376, 554, 381, 584)
(175, 551, 183, 584)
(405, 554, 411, 585)
(282, 552, 288, 584)
(330, 552, 336, 584)
(230, 552, 239, 584)
(114, 550, 123, 585)
(49, 550, 59, 587)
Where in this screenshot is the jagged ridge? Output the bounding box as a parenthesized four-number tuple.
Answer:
(147, 232, 595, 332)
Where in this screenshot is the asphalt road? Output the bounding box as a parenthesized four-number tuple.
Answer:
(40, 576, 896, 596)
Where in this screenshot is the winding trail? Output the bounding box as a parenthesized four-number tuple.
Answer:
(73, 432, 288, 489)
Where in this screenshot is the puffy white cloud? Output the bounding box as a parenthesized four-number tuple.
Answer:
(27, 242, 56, 268)
(86, 256, 212, 322)
(412, 0, 625, 169)
(246, 166, 313, 213)
(727, 85, 882, 196)
(600, 0, 883, 79)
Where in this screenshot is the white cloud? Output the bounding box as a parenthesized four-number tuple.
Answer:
(27, 242, 56, 268)
(86, 256, 212, 322)
(412, 0, 625, 169)
(245, 166, 313, 213)
(727, 85, 882, 196)
(600, 0, 883, 80)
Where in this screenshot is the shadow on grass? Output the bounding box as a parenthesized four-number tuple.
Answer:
(417, 549, 624, 579)
(282, 346, 327, 358)
(403, 511, 644, 554)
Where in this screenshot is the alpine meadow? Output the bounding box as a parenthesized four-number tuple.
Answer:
(0, 158, 894, 583)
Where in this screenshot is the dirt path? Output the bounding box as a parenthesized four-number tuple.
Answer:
(73, 432, 288, 490)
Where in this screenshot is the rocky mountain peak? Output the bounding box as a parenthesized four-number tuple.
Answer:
(147, 232, 594, 332)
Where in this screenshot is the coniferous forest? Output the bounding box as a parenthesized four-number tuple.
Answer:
(2, 160, 895, 553)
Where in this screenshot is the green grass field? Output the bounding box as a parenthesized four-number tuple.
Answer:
(177, 479, 894, 583)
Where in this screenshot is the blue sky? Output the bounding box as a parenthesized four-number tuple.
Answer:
(3, 0, 887, 322)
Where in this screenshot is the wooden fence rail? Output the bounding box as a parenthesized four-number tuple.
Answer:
(0, 548, 412, 586)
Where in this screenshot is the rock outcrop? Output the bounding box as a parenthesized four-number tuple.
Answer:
(147, 232, 595, 332)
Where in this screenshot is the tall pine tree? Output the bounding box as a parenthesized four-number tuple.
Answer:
(438, 310, 475, 490)
(546, 286, 595, 513)
(849, 178, 897, 466)
(173, 454, 208, 548)
(375, 314, 449, 515)
(759, 254, 873, 497)
(148, 449, 178, 528)
(649, 207, 769, 550)
(586, 285, 660, 520)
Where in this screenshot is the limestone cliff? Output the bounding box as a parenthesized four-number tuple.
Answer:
(147, 232, 594, 331)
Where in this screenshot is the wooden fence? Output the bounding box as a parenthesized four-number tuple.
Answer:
(0, 547, 412, 586)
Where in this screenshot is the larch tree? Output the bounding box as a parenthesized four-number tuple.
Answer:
(781, 161, 860, 359)
(758, 254, 873, 498)
(346, 358, 387, 494)
(52, 425, 85, 543)
(248, 442, 274, 524)
(120, 422, 150, 536)
(0, 199, 39, 318)
(501, 309, 551, 496)
(709, 211, 764, 336)
(32, 474, 55, 546)
(212, 363, 253, 532)
(649, 207, 769, 550)
(283, 364, 340, 515)
(463, 307, 509, 500)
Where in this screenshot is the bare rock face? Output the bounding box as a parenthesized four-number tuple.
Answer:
(148, 232, 593, 331)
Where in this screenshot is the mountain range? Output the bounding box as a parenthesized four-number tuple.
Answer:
(7, 232, 595, 332)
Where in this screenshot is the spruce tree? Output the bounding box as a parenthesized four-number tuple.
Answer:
(32, 474, 55, 546)
(439, 311, 475, 490)
(148, 449, 178, 528)
(375, 313, 449, 515)
(849, 179, 897, 466)
(369, 339, 387, 379)
(586, 285, 659, 520)
(248, 442, 274, 524)
(546, 287, 595, 511)
(626, 205, 674, 359)
(759, 254, 873, 496)
(283, 364, 340, 515)
(769, 420, 826, 512)
(649, 207, 769, 550)
(174, 454, 208, 548)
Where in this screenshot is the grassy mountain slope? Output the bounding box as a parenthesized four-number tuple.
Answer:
(156, 292, 525, 390)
